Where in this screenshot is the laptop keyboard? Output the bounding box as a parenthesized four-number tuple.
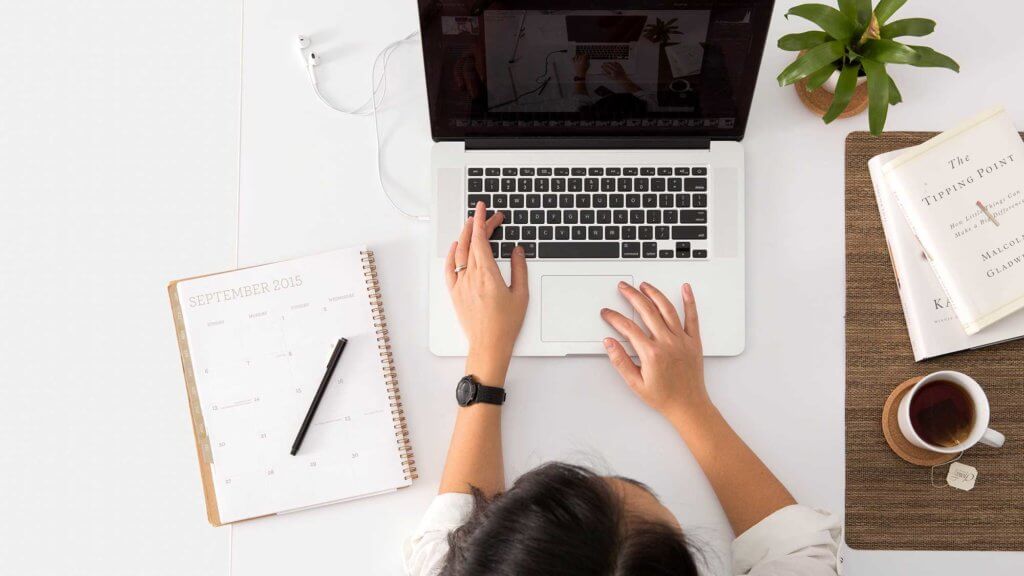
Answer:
(574, 44, 630, 60)
(466, 166, 709, 260)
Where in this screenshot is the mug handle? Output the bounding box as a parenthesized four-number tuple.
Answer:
(980, 428, 1005, 448)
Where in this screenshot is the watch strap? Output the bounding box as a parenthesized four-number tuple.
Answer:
(474, 383, 506, 405)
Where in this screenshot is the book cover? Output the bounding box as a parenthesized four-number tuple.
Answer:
(883, 107, 1024, 335)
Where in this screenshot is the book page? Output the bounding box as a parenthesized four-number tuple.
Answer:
(176, 247, 409, 523)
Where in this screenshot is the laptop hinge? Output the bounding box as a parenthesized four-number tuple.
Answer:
(463, 137, 714, 151)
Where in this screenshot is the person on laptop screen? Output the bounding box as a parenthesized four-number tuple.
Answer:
(403, 205, 840, 576)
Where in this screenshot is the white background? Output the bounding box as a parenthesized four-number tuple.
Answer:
(2, 1, 1023, 574)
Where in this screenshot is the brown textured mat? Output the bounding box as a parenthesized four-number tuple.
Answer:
(845, 131, 1024, 551)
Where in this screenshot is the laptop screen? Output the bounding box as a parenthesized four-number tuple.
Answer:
(417, 1, 773, 142)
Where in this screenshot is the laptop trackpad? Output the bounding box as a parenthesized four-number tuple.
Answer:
(541, 275, 635, 342)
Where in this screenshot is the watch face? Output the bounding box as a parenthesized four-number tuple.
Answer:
(456, 378, 476, 406)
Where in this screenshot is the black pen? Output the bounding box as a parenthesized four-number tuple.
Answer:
(291, 338, 347, 455)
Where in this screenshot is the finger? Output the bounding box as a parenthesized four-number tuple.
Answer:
(484, 210, 504, 239)
(618, 281, 669, 337)
(509, 244, 528, 296)
(601, 307, 648, 345)
(444, 241, 458, 290)
(455, 216, 473, 269)
(604, 338, 643, 390)
(470, 201, 496, 270)
(681, 283, 701, 338)
(639, 282, 682, 334)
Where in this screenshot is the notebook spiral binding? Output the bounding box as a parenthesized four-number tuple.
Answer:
(361, 250, 418, 481)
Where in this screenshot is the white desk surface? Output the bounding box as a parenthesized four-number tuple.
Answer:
(2, 1, 1023, 574)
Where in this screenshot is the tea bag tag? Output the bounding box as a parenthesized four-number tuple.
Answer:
(946, 462, 978, 491)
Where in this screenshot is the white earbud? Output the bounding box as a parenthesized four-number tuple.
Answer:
(297, 35, 319, 85)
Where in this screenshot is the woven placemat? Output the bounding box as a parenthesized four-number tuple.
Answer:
(845, 131, 1024, 551)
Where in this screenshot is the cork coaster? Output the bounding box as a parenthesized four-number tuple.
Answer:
(881, 376, 952, 466)
(795, 76, 868, 119)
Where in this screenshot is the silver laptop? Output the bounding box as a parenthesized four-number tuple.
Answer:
(417, 2, 773, 357)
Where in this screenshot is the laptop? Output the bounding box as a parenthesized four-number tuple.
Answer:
(418, 2, 773, 357)
(566, 15, 647, 75)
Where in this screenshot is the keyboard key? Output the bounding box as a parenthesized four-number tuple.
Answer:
(597, 210, 612, 224)
(635, 178, 650, 192)
(559, 194, 574, 208)
(593, 194, 608, 208)
(491, 226, 503, 240)
(568, 179, 583, 192)
(659, 249, 674, 258)
(522, 226, 537, 240)
(514, 210, 528, 224)
(675, 194, 691, 208)
(629, 210, 644, 224)
(554, 167, 570, 176)
(502, 178, 516, 192)
(530, 210, 545, 224)
(626, 195, 641, 208)
(672, 226, 707, 240)
(543, 194, 558, 208)
(485, 178, 500, 192)
(613, 210, 628, 224)
(547, 211, 561, 224)
(610, 194, 625, 208)
(468, 178, 483, 192)
(490, 242, 500, 257)
(535, 179, 549, 192)
(694, 194, 708, 208)
(693, 167, 708, 176)
(499, 209, 511, 222)
(617, 178, 632, 192)
(564, 210, 579, 224)
(552, 178, 566, 192)
(659, 194, 673, 208)
(539, 226, 553, 240)
(655, 225, 670, 240)
(527, 195, 541, 208)
(643, 242, 658, 258)
(571, 167, 587, 176)
(640, 167, 656, 176)
(485, 167, 500, 176)
(622, 226, 637, 240)
(519, 242, 537, 258)
(537, 167, 552, 176)
(685, 178, 707, 192)
(606, 167, 621, 176)
(693, 249, 708, 259)
(556, 226, 570, 240)
(624, 167, 638, 176)
(642, 194, 658, 208)
(588, 226, 603, 240)
(601, 178, 616, 192)
(510, 194, 525, 208)
(502, 168, 517, 176)
(663, 209, 678, 224)
(675, 242, 691, 258)
(668, 178, 682, 192)
(646, 210, 661, 224)
(639, 226, 653, 240)
(605, 226, 620, 240)
(651, 178, 666, 192)
(493, 194, 508, 208)
(622, 242, 641, 258)
(501, 242, 515, 258)
(520, 168, 535, 176)
(680, 210, 707, 224)
(657, 167, 673, 176)
(584, 178, 598, 192)
(588, 167, 604, 176)
(539, 242, 619, 258)
(468, 194, 490, 208)
(580, 210, 595, 224)
(576, 194, 591, 208)
(675, 167, 690, 176)
(572, 226, 586, 240)
(468, 168, 483, 176)
(504, 226, 520, 240)
(518, 178, 533, 192)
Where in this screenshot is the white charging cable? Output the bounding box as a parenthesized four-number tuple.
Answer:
(297, 32, 430, 221)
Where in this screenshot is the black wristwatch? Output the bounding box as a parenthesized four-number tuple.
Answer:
(456, 375, 506, 407)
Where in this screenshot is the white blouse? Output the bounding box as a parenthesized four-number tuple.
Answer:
(403, 494, 841, 576)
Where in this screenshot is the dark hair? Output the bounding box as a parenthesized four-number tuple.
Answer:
(579, 92, 648, 121)
(440, 463, 700, 576)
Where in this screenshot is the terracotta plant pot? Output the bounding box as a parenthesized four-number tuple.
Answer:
(793, 52, 869, 119)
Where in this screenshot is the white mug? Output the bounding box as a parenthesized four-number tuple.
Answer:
(897, 370, 1005, 454)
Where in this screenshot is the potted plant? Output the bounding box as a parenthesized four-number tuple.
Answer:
(643, 18, 681, 45)
(776, 0, 959, 135)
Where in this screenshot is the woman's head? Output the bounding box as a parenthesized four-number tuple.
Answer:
(441, 463, 700, 576)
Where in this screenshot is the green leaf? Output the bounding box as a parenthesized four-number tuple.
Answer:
(806, 63, 838, 91)
(777, 40, 845, 85)
(887, 75, 903, 104)
(823, 64, 860, 123)
(785, 4, 856, 41)
(778, 31, 832, 51)
(859, 39, 920, 64)
(874, 0, 908, 25)
(862, 59, 891, 135)
(881, 18, 936, 38)
(904, 45, 960, 72)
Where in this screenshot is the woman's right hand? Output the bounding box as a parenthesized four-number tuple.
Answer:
(600, 282, 711, 422)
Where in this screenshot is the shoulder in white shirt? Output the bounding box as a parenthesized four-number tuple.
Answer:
(403, 494, 840, 576)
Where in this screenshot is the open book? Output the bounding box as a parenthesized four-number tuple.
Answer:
(168, 247, 415, 525)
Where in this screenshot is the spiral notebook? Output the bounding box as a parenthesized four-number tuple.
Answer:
(168, 246, 415, 526)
